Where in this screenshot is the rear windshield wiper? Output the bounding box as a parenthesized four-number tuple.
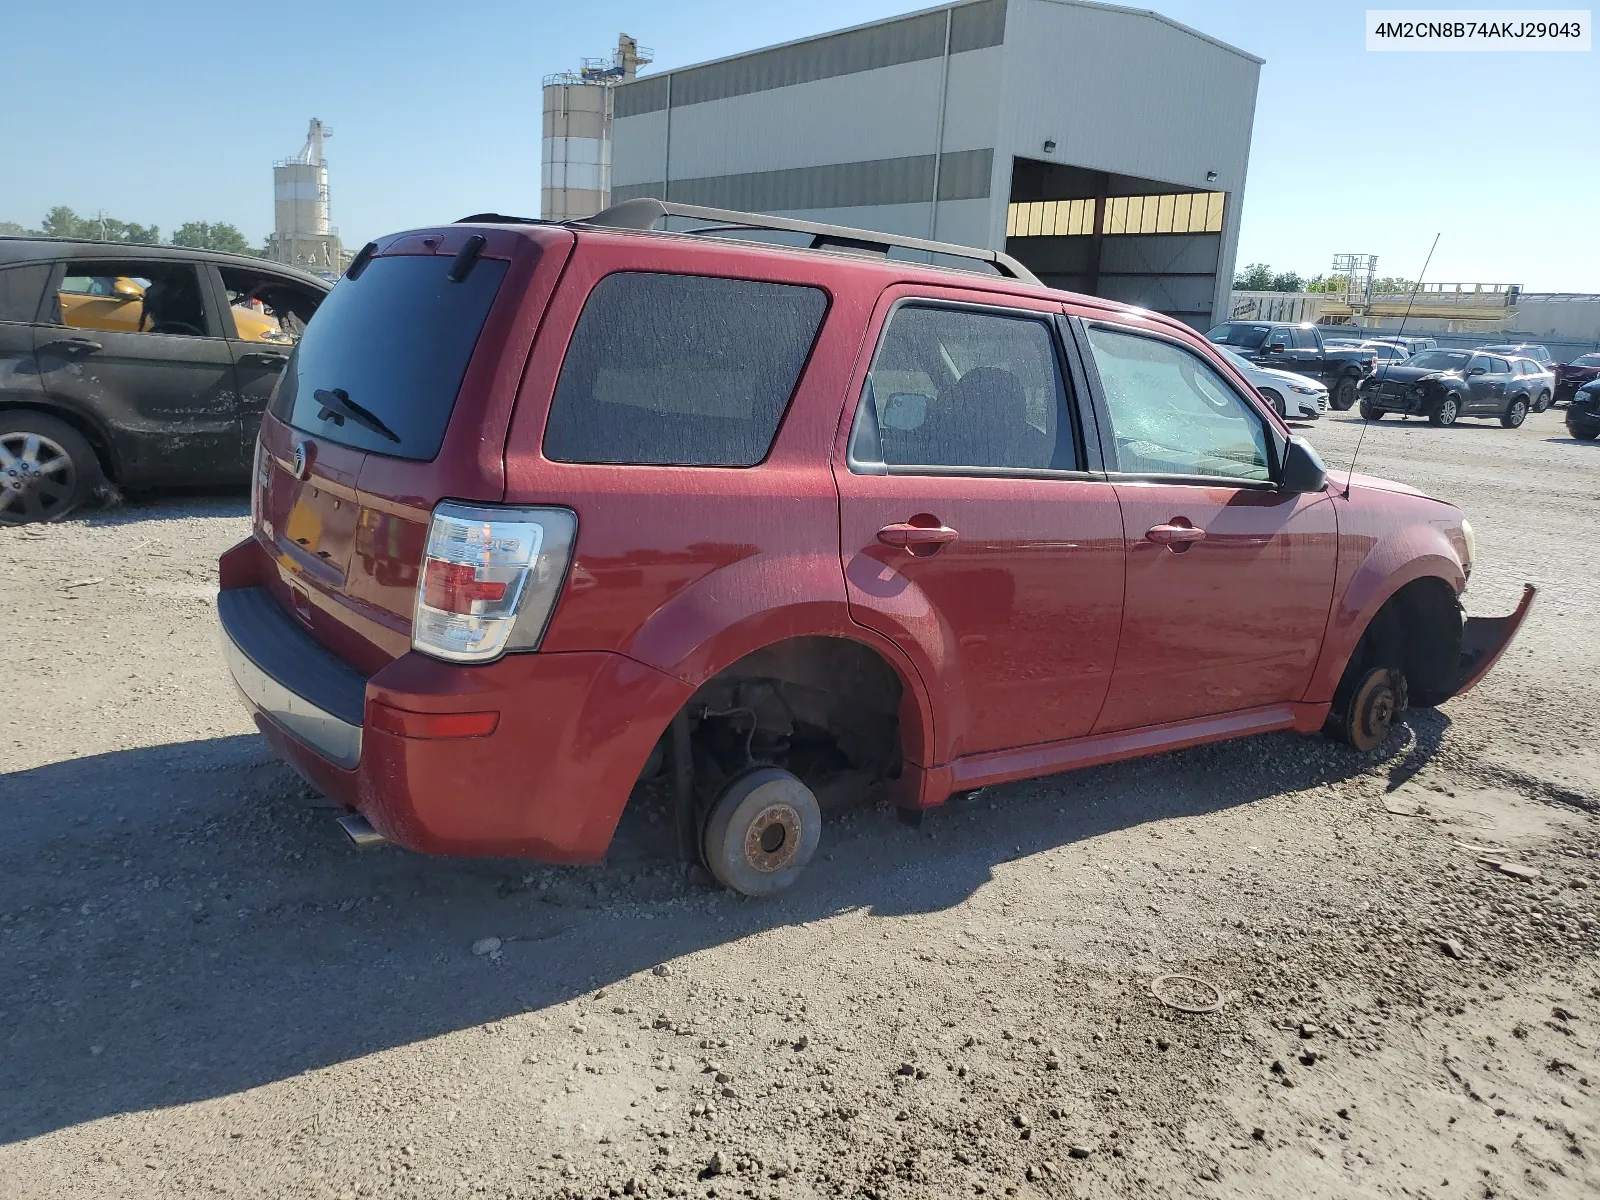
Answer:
(313, 388, 401, 443)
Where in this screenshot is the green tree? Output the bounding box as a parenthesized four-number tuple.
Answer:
(40, 206, 159, 244)
(1234, 262, 1275, 291)
(172, 221, 258, 256)
(1374, 276, 1416, 295)
(1304, 274, 1328, 293)
(0, 220, 43, 237)
(1269, 270, 1305, 293)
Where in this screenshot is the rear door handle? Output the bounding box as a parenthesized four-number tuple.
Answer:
(1145, 522, 1206, 546)
(240, 351, 288, 367)
(877, 522, 960, 552)
(46, 337, 102, 353)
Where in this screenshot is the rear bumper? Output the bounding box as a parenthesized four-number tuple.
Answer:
(218, 586, 692, 861)
(220, 587, 365, 768)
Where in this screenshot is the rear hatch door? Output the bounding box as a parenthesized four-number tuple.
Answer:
(254, 224, 574, 673)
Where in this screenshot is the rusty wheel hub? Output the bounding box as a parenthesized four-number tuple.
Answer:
(742, 802, 803, 873)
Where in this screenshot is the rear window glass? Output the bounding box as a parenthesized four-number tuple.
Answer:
(270, 253, 510, 460)
(543, 272, 827, 467)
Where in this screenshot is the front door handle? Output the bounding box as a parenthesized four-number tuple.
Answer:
(240, 351, 288, 367)
(877, 522, 960, 553)
(1145, 521, 1206, 547)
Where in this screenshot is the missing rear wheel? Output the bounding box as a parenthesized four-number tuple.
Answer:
(701, 767, 820, 897)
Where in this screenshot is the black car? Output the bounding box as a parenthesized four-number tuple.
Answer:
(1567, 380, 1600, 441)
(1555, 352, 1600, 405)
(0, 238, 329, 524)
(1357, 348, 1536, 428)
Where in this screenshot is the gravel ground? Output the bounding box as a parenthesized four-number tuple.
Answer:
(2, 408, 1597, 1200)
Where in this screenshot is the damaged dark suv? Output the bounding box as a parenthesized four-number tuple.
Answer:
(0, 237, 329, 524)
(1358, 348, 1537, 429)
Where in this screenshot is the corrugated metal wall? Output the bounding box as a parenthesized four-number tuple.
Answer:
(608, 0, 1260, 327)
(611, 0, 1007, 243)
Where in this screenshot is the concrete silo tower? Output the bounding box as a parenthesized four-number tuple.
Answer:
(267, 119, 346, 276)
(542, 34, 651, 221)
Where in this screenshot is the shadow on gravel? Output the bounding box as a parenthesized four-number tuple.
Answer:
(0, 716, 1437, 1144)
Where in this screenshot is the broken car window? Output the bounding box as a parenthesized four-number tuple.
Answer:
(217, 265, 325, 345)
(1086, 325, 1272, 482)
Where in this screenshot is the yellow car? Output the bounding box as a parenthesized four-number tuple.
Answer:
(59, 274, 294, 342)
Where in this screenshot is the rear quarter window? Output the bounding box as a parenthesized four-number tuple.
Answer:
(0, 264, 52, 323)
(543, 272, 827, 467)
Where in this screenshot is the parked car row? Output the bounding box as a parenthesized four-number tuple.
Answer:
(0, 237, 328, 525)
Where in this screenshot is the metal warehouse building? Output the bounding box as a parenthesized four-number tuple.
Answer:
(610, 0, 1261, 330)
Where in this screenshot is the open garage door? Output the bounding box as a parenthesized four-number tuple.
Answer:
(1005, 159, 1226, 331)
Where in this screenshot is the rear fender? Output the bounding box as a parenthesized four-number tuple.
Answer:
(621, 552, 936, 767)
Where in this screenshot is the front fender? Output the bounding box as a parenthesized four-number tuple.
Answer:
(1302, 512, 1466, 704)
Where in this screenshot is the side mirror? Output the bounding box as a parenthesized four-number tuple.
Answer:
(1468, 367, 1487, 376)
(1266, 342, 1288, 353)
(1280, 435, 1327, 494)
(112, 277, 145, 300)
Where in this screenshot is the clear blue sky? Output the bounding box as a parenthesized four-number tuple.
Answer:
(4, 0, 1595, 290)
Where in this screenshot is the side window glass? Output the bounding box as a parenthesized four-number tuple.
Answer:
(53, 262, 212, 338)
(1084, 325, 1272, 483)
(1490, 357, 1511, 374)
(217, 266, 324, 345)
(1291, 326, 1316, 350)
(545, 272, 827, 468)
(0, 264, 51, 323)
(858, 305, 1074, 471)
(1468, 354, 1492, 374)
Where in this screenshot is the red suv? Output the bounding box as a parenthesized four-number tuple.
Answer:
(217, 200, 1532, 896)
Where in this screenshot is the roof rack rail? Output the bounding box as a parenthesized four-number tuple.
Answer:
(575, 198, 1041, 286)
(454, 212, 549, 225)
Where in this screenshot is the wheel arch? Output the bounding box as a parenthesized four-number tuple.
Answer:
(1304, 531, 1466, 708)
(619, 554, 937, 768)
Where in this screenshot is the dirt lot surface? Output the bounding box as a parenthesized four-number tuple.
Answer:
(3, 409, 1598, 1200)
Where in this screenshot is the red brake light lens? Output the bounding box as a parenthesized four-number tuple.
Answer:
(422, 560, 509, 613)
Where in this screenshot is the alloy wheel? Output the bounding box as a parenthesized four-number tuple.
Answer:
(0, 431, 78, 525)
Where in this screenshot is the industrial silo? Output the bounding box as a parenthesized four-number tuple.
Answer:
(542, 35, 651, 221)
(267, 119, 345, 276)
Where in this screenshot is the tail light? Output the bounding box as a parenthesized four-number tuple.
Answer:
(251, 438, 268, 526)
(411, 501, 577, 664)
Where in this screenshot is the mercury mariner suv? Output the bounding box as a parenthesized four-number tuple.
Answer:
(216, 201, 1533, 896)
